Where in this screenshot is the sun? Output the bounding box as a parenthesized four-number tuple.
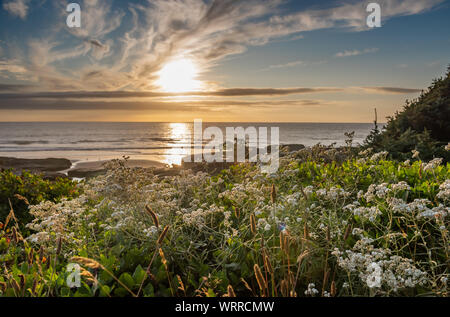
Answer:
(156, 58, 202, 93)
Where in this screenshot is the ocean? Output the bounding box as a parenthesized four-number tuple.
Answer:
(0, 122, 377, 165)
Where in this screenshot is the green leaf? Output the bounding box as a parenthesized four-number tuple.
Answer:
(119, 272, 135, 289)
(133, 265, 146, 284)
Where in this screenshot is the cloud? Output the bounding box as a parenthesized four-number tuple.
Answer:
(0, 87, 343, 100)
(0, 0, 445, 95)
(66, 0, 124, 39)
(0, 60, 28, 80)
(268, 60, 304, 69)
(0, 96, 334, 111)
(335, 48, 379, 58)
(3, 0, 30, 19)
(358, 87, 422, 94)
(0, 83, 34, 92)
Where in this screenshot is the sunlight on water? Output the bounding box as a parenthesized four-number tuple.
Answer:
(163, 123, 191, 166)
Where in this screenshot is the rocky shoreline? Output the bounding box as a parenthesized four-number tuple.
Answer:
(0, 144, 308, 180)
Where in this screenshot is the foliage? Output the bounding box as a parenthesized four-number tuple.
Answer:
(0, 170, 80, 228)
(0, 150, 449, 297)
(365, 66, 450, 162)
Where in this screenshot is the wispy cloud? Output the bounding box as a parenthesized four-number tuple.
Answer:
(267, 60, 304, 69)
(335, 48, 379, 58)
(3, 0, 30, 19)
(0, 87, 343, 99)
(0, 97, 335, 111)
(358, 87, 422, 94)
(0, 0, 444, 97)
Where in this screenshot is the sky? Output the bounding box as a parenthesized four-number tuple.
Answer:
(0, 0, 449, 122)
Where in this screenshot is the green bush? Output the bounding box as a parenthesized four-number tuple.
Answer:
(366, 66, 450, 162)
(0, 170, 80, 227)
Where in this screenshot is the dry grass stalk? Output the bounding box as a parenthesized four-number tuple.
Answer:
(56, 237, 62, 256)
(18, 274, 25, 290)
(70, 256, 102, 269)
(31, 279, 38, 295)
(71, 256, 136, 296)
(159, 248, 168, 267)
(227, 285, 236, 297)
(177, 275, 186, 295)
(250, 214, 257, 235)
(254, 264, 267, 296)
(297, 250, 309, 264)
(11, 227, 18, 243)
(279, 232, 284, 252)
(14, 194, 29, 205)
(331, 280, 337, 297)
(28, 249, 34, 265)
(0, 281, 6, 293)
(304, 223, 309, 240)
(234, 207, 240, 219)
(270, 184, 277, 204)
(322, 269, 330, 296)
(145, 206, 159, 228)
(10, 278, 20, 293)
(241, 278, 254, 294)
(157, 226, 169, 245)
(263, 255, 273, 274)
(280, 279, 289, 297)
(292, 249, 310, 293)
(4, 200, 18, 229)
(80, 267, 96, 284)
(343, 224, 352, 241)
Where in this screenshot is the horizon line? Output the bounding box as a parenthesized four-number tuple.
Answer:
(0, 121, 386, 124)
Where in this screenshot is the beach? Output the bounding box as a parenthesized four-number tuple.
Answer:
(0, 156, 167, 179)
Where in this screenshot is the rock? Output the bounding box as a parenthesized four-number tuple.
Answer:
(0, 157, 72, 173)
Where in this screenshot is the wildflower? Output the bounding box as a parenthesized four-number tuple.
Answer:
(264, 224, 272, 231)
(366, 263, 382, 288)
(304, 283, 319, 296)
(391, 181, 410, 192)
(412, 150, 420, 159)
(437, 180, 450, 200)
(445, 143, 450, 151)
(370, 151, 388, 161)
(422, 158, 443, 172)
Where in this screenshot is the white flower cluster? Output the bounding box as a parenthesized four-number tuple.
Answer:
(359, 148, 373, 157)
(345, 202, 381, 222)
(437, 180, 450, 201)
(332, 238, 428, 292)
(304, 283, 319, 296)
(181, 205, 225, 228)
(26, 196, 91, 254)
(422, 158, 443, 172)
(364, 183, 391, 202)
(391, 181, 411, 192)
(315, 186, 351, 200)
(370, 151, 388, 161)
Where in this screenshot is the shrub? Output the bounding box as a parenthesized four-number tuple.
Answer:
(0, 170, 80, 228)
(366, 66, 450, 162)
